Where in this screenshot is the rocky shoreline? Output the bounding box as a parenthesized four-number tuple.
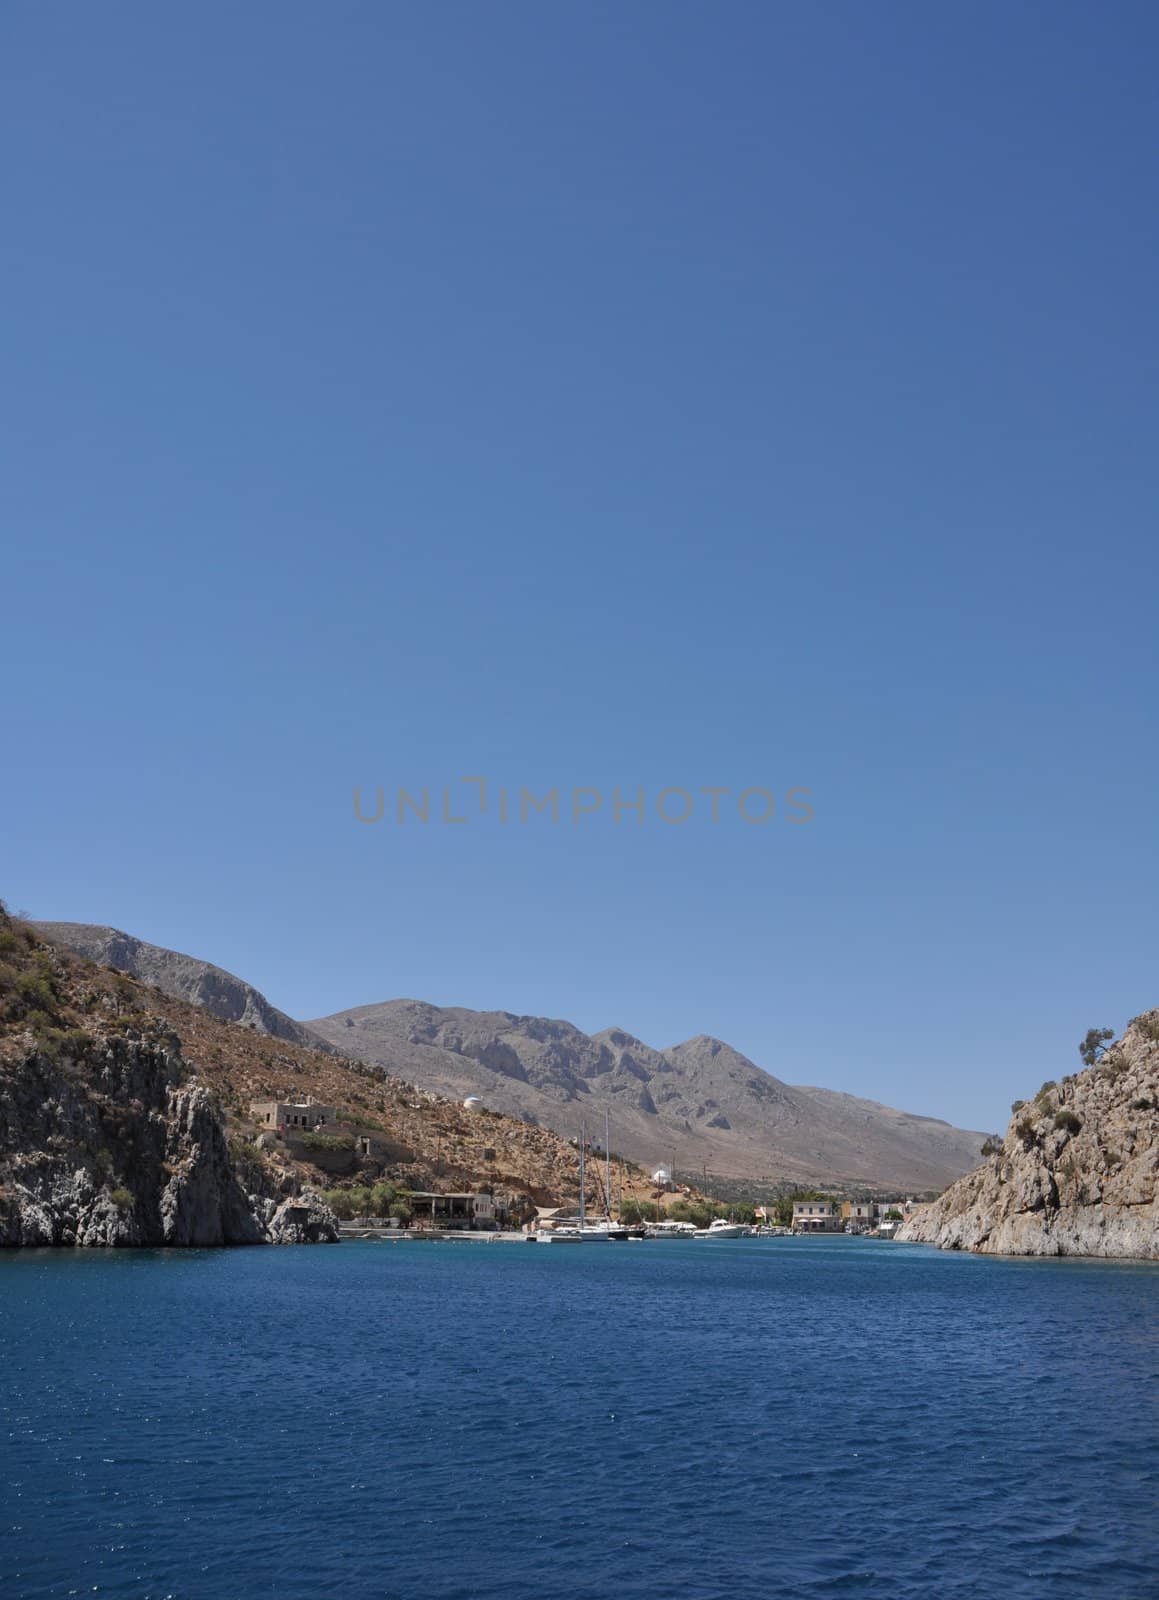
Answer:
(898, 1012, 1159, 1259)
(0, 1027, 339, 1247)
(0, 909, 338, 1247)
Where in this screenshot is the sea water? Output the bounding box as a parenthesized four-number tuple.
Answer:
(1, 1237, 1156, 1599)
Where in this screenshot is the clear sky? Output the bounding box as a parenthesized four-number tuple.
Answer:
(3, 3, 1156, 1133)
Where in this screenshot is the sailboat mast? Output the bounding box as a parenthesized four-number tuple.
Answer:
(579, 1123, 586, 1228)
(605, 1110, 613, 1219)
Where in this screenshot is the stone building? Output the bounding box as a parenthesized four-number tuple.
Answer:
(249, 1096, 334, 1133)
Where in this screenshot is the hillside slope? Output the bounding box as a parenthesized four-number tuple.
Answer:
(34, 923, 332, 1053)
(0, 914, 335, 1245)
(1, 915, 628, 1246)
(309, 999, 989, 1190)
(897, 1013, 1159, 1258)
(37, 920, 990, 1191)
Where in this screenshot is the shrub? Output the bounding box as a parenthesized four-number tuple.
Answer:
(1034, 1081, 1057, 1105)
(1011, 1099, 1026, 1114)
(1129, 1096, 1154, 1112)
(980, 1138, 1001, 1157)
(295, 1132, 355, 1153)
(31, 1025, 92, 1062)
(1129, 1014, 1159, 1045)
(1014, 1118, 1036, 1147)
(108, 1188, 134, 1211)
(368, 1182, 399, 1214)
(1053, 1110, 1082, 1135)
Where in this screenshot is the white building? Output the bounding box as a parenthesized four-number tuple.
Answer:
(792, 1200, 841, 1233)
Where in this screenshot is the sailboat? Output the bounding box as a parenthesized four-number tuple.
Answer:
(577, 1112, 630, 1239)
(536, 1119, 629, 1240)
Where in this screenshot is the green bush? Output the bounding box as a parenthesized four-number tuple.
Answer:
(295, 1132, 355, 1153)
(1011, 1099, 1026, 1114)
(1053, 1110, 1082, 1135)
(668, 1199, 720, 1228)
(1034, 1081, 1057, 1106)
(109, 1188, 134, 1211)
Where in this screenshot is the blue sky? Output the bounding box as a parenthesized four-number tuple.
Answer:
(3, 2, 1156, 1133)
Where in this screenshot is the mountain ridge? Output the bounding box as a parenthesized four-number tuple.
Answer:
(35, 921, 990, 1191)
(33, 923, 334, 1054)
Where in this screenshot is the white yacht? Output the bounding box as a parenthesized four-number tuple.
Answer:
(694, 1218, 748, 1239)
(574, 1221, 628, 1241)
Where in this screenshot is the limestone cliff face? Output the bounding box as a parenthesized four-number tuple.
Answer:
(34, 922, 331, 1053)
(0, 1027, 338, 1248)
(898, 1012, 1159, 1259)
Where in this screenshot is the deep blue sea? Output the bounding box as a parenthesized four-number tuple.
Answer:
(2, 1237, 1157, 1600)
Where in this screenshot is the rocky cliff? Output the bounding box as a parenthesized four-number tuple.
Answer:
(0, 914, 337, 1246)
(897, 1012, 1159, 1259)
(34, 922, 331, 1053)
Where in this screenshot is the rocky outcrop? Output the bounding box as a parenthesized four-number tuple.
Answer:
(34, 923, 332, 1053)
(267, 1191, 341, 1244)
(0, 1026, 337, 1248)
(897, 1012, 1159, 1259)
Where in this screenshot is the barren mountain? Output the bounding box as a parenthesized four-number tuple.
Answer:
(308, 1000, 990, 1191)
(3, 914, 625, 1246)
(898, 1013, 1159, 1258)
(36, 920, 990, 1192)
(34, 923, 332, 1053)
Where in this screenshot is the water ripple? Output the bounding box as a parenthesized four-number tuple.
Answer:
(1, 1239, 1157, 1599)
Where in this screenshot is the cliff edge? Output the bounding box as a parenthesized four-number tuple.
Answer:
(0, 909, 337, 1246)
(898, 1012, 1159, 1259)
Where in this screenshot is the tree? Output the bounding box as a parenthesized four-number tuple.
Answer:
(1079, 1027, 1115, 1067)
